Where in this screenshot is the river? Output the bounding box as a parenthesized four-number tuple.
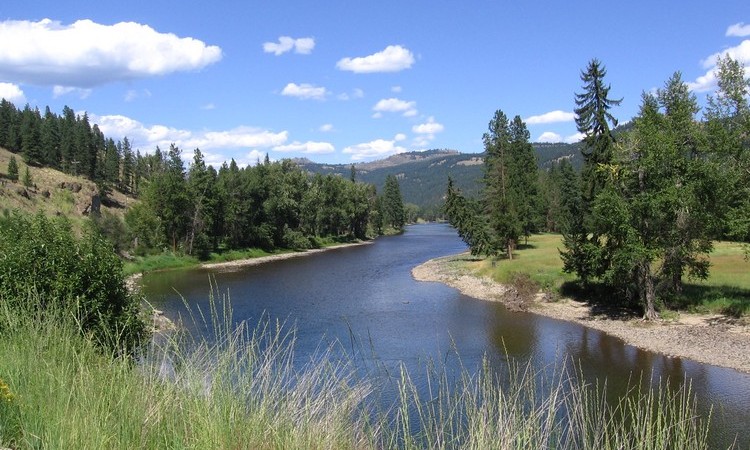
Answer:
(142, 223, 750, 448)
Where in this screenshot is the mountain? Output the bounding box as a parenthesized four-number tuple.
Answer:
(294, 143, 584, 211)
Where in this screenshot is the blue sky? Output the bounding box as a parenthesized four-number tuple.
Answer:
(1, 1, 748, 167)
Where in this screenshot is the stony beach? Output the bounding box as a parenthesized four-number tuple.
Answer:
(412, 253, 750, 374)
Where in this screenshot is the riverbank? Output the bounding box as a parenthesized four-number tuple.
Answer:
(412, 252, 750, 374)
(201, 241, 374, 270)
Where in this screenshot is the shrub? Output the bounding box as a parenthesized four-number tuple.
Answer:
(0, 211, 147, 354)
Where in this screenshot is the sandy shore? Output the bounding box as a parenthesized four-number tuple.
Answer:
(201, 241, 374, 270)
(412, 253, 750, 374)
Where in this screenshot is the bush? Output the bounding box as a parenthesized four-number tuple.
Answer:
(0, 211, 147, 354)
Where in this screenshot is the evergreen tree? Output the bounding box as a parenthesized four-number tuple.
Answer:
(20, 105, 43, 166)
(482, 110, 521, 258)
(7, 155, 19, 182)
(382, 174, 406, 230)
(561, 59, 621, 284)
(705, 55, 750, 244)
(574, 58, 622, 204)
(22, 166, 32, 188)
(41, 106, 61, 168)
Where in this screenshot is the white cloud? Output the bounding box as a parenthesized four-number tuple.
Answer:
(281, 82, 329, 100)
(263, 36, 315, 55)
(245, 150, 268, 166)
(337, 88, 365, 101)
(689, 39, 750, 92)
(727, 22, 750, 37)
(525, 110, 576, 125)
(201, 103, 216, 110)
(90, 113, 288, 152)
(565, 132, 585, 144)
(412, 116, 444, 135)
(52, 85, 91, 99)
(343, 136, 407, 161)
(391, 85, 402, 93)
(372, 97, 417, 117)
(536, 131, 562, 143)
(411, 117, 444, 148)
(319, 123, 334, 132)
(0, 19, 222, 88)
(273, 141, 335, 154)
(394, 133, 407, 141)
(336, 45, 415, 73)
(0, 82, 25, 103)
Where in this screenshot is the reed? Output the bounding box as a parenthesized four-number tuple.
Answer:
(0, 291, 720, 449)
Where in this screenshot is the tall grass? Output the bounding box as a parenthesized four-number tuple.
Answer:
(0, 292, 720, 449)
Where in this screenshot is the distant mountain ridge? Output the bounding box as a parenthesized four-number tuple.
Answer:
(294, 143, 583, 211)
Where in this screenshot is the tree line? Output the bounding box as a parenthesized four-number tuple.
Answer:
(446, 56, 749, 319)
(122, 146, 406, 259)
(0, 100, 407, 259)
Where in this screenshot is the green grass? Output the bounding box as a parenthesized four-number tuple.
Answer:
(122, 238, 371, 277)
(123, 252, 200, 276)
(0, 292, 717, 449)
(463, 234, 750, 317)
(472, 233, 576, 291)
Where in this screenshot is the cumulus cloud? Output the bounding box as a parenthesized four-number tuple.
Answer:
(372, 97, 417, 117)
(412, 116, 444, 135)
(319, 123, 334, 132)
(565, 132, 585, 144)
(536, 132, 563, 143)
(0, 82, 25, 103)
(0, 19, 222, 88)
(727, 22, 750, 37)
(411, 117, 444, 148)
(90, 113, 288, 153)
(273, 141, 335, 154)
(336, 45, 415, 73)
(281, 82, 329, 100)
(688, 39, 750, 92)
(525, 110, 576, 125)
(263, 36, 315, 55)
(343, 136, 407, 161)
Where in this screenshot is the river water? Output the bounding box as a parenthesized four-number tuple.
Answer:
(142, 223, 750, 448)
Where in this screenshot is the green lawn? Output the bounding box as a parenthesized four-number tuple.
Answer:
(467, 234, 750, 317)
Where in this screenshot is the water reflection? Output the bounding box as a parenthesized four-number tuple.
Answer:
(142, 223, 750, 448)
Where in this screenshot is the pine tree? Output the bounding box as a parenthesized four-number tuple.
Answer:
(574, 58, 622, 204)
(561, 59, 621, 284)
(22, 166, 32, 188)
(382, 174, 406, 230)
(7, 155, 19, 182)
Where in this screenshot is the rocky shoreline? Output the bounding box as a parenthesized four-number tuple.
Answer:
(412, 253, 750, 374)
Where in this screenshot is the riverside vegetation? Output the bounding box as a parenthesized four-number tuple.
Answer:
(0, 211, 716, 448)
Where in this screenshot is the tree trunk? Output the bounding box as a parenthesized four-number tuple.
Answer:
(507, 239, 514, 260)
(641, 260, 658, 320)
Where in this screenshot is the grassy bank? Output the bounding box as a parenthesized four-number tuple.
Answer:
(468, 234, 750, 317)
(123, 235, 368, 276)
(0, 294, 715, 449)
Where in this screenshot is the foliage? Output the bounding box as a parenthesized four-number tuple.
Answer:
(446, 110, 541, 259)
(6, 155, 18, 181)
(21, 166, 32, 188)
(0, 211, 146, 353)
